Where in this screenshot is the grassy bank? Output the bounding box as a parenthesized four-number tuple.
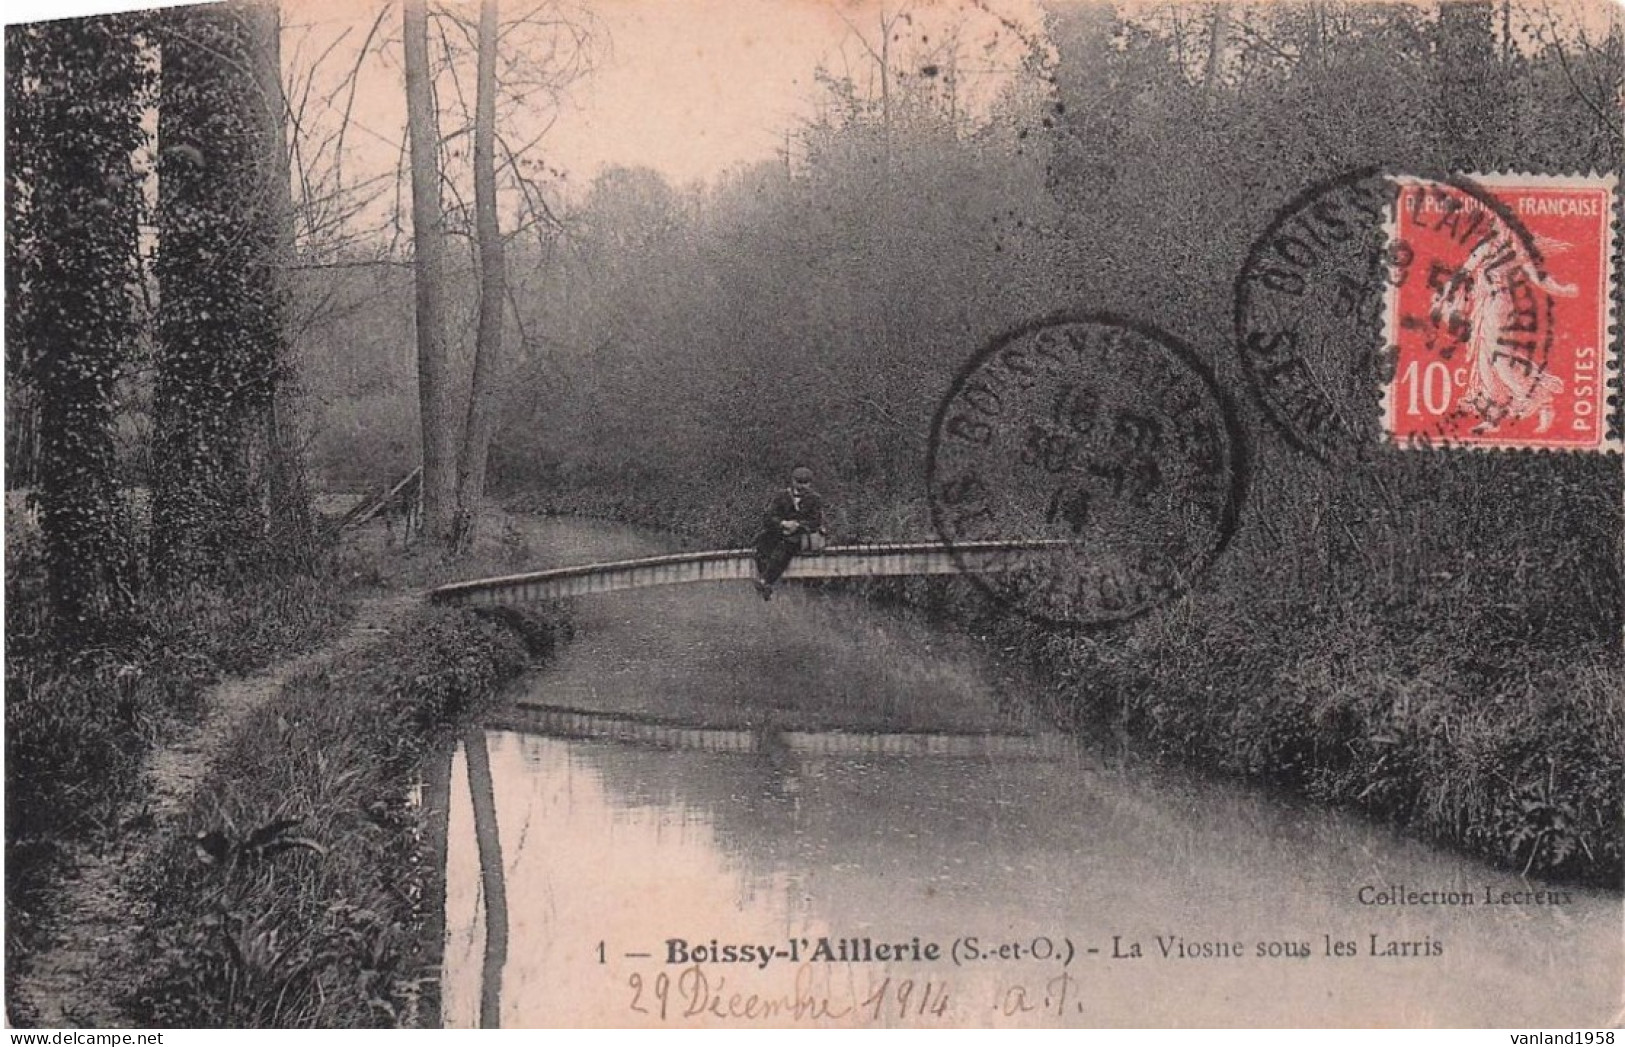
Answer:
(4, 500, 572, 1026)
(863, 574, 1623, 888)
(506, 482, 1622, 889)
(4, 560, 358, 1009)
(124, 601, 569, 1027)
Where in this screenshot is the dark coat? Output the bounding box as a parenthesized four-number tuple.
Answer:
(761, 487, 825, 535)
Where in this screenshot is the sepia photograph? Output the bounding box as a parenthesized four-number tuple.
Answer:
(3, 0, 1621, 1029)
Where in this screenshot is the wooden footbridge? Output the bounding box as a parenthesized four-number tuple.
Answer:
(428, 539, 1072, 607)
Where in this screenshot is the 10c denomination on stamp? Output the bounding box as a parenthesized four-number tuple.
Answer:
(1383, 173, 1618, 452)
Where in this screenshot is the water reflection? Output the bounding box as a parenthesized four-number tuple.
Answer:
(443, 728, 1619, 1028)
(443, 519, 1617, 1027)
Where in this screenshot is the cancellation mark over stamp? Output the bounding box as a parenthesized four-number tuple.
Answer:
(1383, 173, 1618, 453)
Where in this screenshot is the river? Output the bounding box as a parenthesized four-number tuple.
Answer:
(437, 519, 1620, 1028)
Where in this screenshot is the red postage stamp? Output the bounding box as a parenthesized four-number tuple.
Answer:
(1382, 173, 1617, 452)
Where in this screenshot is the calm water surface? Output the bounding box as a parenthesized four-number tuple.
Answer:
(440, 520, 1620, 1028)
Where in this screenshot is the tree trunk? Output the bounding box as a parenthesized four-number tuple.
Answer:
(152, 5, 287, 584)
(455, 0, 507, 550)
(464, 729, 509, 1028)
(8, 16, 145, 640)
(1203, 3, 1229, 96)
(245, 0, 315, 561)
(404, 0, 458, 542)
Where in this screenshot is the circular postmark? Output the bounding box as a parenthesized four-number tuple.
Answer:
(1234, 169, 1558, 460)
(926, 313, 1245, 629)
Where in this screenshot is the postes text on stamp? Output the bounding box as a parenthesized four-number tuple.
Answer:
(927, 314, 1244, 629)
(1383, 173, 1618, 452)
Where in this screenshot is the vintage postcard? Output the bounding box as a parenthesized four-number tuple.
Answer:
(4, 0, 1621, 1032)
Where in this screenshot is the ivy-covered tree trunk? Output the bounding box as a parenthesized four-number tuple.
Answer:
(5, 28, 39, 494)
(150, 4, 290, 584)
(6, 15, 146, 642)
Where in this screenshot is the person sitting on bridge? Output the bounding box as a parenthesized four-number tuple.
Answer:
(754, 465, 827, 601)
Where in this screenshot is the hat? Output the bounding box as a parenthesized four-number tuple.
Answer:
(791, 466, 814, 483)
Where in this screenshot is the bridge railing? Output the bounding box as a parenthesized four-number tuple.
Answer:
(429, 539, 1074, 607)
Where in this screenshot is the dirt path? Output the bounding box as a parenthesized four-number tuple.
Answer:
(15, 591, 421, 1028)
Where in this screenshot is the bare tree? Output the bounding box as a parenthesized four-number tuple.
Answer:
(275, 0, 595, 539)
(1204, 3, 1231, 95)
(454, 0, 507, 548)
(246, 0, 315, 555)
(403, 0, 457, 541)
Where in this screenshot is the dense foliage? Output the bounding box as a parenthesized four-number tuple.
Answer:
(277, 0, 1612, 881)
(5, 9, 1620, 1021)
(4, 543, 356, 1020)
(150, 5, 296, 583)
(5, 16, 148, 641)
(4, 7, 326, 1018)
(7, 4, 309, 626)
(130, 605, 565, 1028)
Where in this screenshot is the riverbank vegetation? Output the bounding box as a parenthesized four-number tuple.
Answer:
(3, 502, 358, 1017)
(126, 600, 567, 1027)
(4, 10, 348, 1018)
(6, 488, 572, 1024)
(298, 2, 1616, 885)
(6, 3, 1619, 1028)
(3, 3, 576, 1022)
